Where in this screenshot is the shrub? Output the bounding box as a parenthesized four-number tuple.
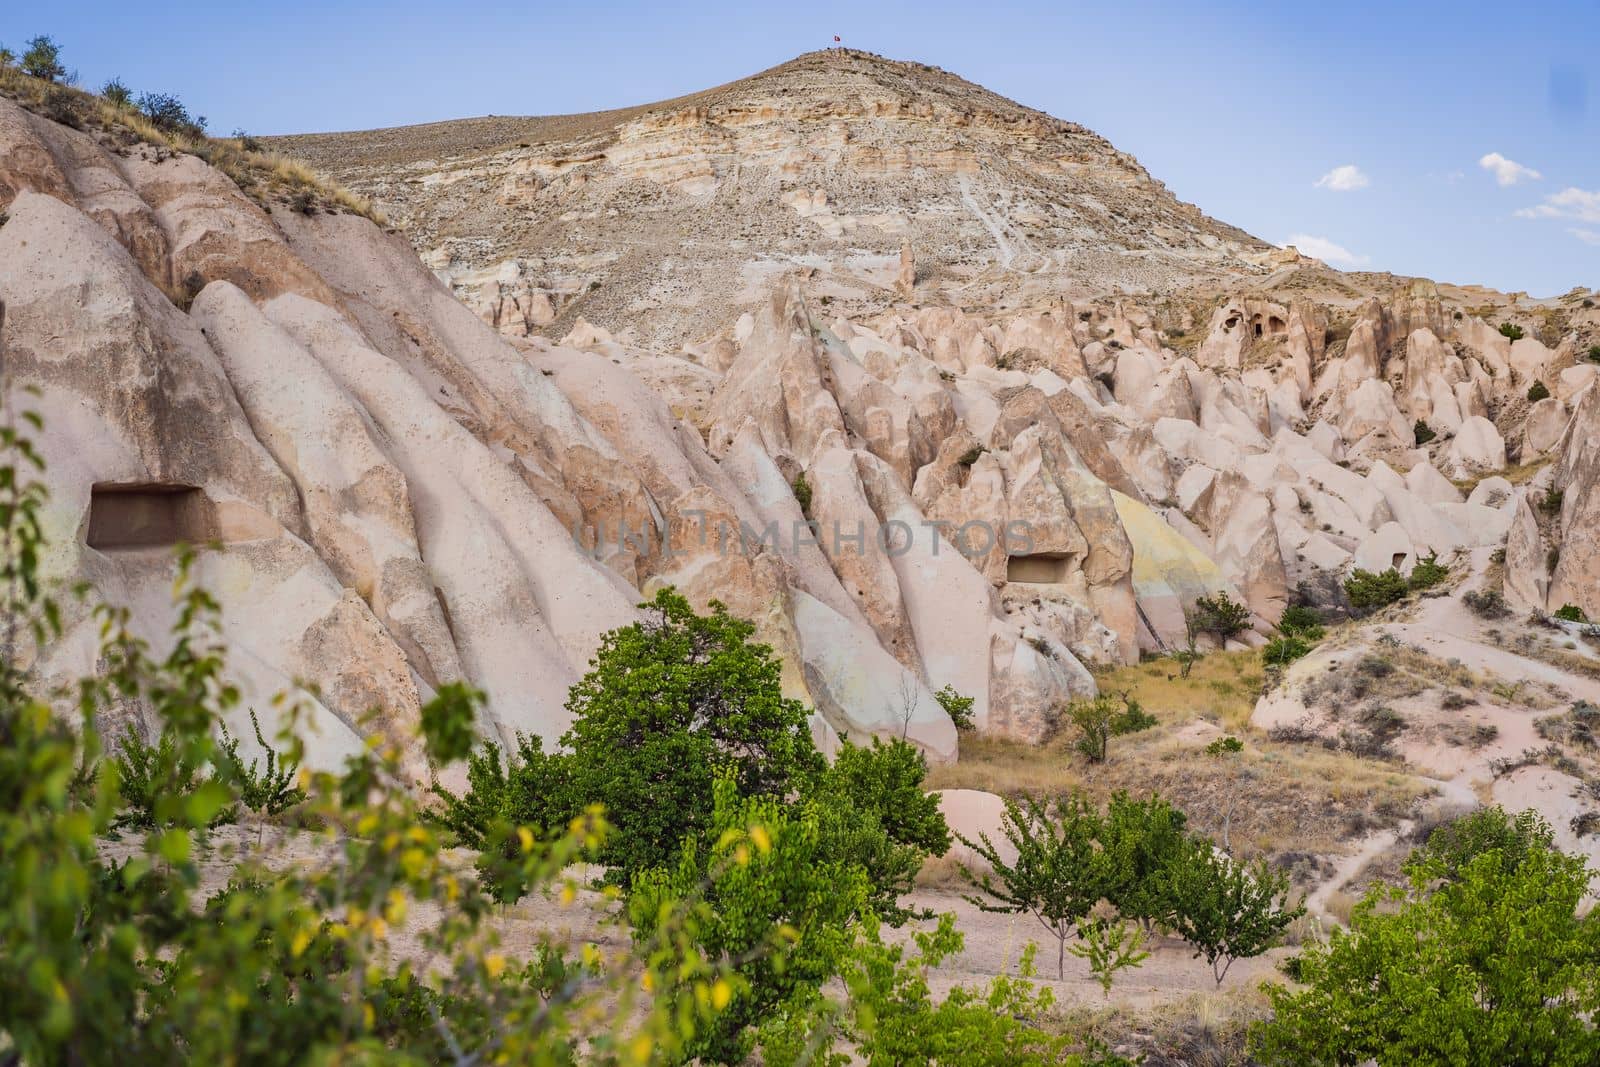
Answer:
(1413, 419, 1437, 444)
(933, 682, 976, 731)
(1069, 918, 1149, 996)
(1277, 604, 1325, 641)
(1498, 321, 1525, 341)
(20, 34, 66, 81)
(1064, 693, 1153, 762)
(99, 77, 132, 107)
(956, 446, 986, 467)
(1541, 486, 1565, 515)
(1406, 552, 1450, 592)
(1417, 806, 1555, 881)
(1587, 344, 1600, 363)
(790, 471, 812, 515)
(0, 45, 14, 67)
(1262, 634, 1312, 667)
(1527, 379, 1551, 403)
(1253, 820, 1598, 1065)
(213, 708, 304, 817)
(1343, 567, 1409, 612)
(1463, 588, 1511, 618)
(136, 91, 207, 139)
(1555, 603, 1589, 623)
(1190, 591, 1253, 640)
(1161, 842, 1304, 986)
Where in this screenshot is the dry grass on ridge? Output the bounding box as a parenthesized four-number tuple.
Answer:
(927, 649, 1430, 878)
(0, 65, 383, 222)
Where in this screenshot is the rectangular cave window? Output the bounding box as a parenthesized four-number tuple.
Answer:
(87, 483, 216, 550)
(1005, 553, 1073, 584)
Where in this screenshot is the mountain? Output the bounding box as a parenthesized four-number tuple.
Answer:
(268, 49, 1273, 349)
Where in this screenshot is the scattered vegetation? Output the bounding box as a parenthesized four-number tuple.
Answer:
(0, 37, 381, 221)
(790, 470, 813, 515)
(1527, 379, 1551, 403)
(1062, 692, 1156, 762)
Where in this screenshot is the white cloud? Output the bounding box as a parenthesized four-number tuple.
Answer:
(1515, 187, 1600, 224)
(1283, 234, 1371, 268)
(1571, 228, 1600, 247)
(1314, 164, 1369, 191)
(1478, 152, 1543, 186)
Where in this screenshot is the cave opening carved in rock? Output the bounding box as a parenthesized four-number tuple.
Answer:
(1005, 552, 1074, 584)
(87, 483, 217, 550)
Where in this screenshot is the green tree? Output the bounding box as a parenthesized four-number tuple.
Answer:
(1161, 842, 1303, 985)
(1191, 591, 1253, 640)
(1499, 321, 1525, 341)
(809, 737, 951, 924)
(561, 587, 824, 882)
(1252, 829, 1600, 1065)
(20, 35, 66, 81)
(1415, 805, 1553, 882)
(1099, 791, 1191, 929)
(630, 778, 870, 1064)
(959, 793, 1116, 979)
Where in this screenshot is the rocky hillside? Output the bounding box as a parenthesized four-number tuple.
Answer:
(4, 54, 1600, 792)
(268, 49, 1272, 349)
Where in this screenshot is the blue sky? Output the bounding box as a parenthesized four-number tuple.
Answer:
(3, 0, 1595, 295)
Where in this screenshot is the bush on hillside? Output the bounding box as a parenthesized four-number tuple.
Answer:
(1413, 419, 1437, 444)
(136, 91, 206, 139)
(1527, 380, 1551, 403)
(1498, 321, 1525, 341)
(1190, 591, 1253, 640)
(1555, 603, 1589, 623)
(1343, 567, 1409, 613)
(1407, 552, 1451, 592)
(20, 35, 66, 81)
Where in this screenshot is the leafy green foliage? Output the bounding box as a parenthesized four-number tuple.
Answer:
(20, 35, 66, 81)
(631, 778, 869, 1064)
(1262, 634, 1311, 667)
(1498, 321, 1525, 341)
(1161, 844, 1303, 985)
(1190, 591, 1253, 639)
(1555, 603, 1589, 623)
(1277, 605, 1325, 641)
(1527, 379, 1552, 402)
(1406, 552, 1450, 592)
(1417, 806, 1554, 881)
(934, 683, 977, 731)
(1253, 820, 1600, 1065)
(1206, 735, 1245, 756)
(1343, 567, 1409, 612)
(1413, 419, 1437, 445)
(1069, 918, 1149, 996)
(809, 737, 951, 924)
(1587, 344, 1600, 363)
(791, 471, 813, 515)
(1098, 792, 1192, 930)
(560, 587, 824, 882)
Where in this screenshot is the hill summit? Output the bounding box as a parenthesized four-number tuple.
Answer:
(271, 49, 1268, 347)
